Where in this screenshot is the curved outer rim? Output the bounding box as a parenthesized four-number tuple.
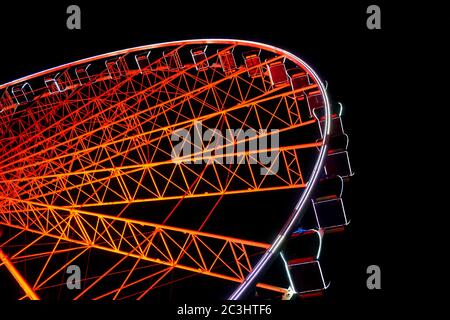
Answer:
(0, 39, 331, 300)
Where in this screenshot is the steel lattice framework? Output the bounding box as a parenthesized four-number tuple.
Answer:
(0, 39, 331, 300)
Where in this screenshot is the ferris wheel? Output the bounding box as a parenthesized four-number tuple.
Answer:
(0, 39, 353, 300)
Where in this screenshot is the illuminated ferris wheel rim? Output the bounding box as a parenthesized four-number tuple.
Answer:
(0, 39, 332, 300)
(1, 39, 327, 92)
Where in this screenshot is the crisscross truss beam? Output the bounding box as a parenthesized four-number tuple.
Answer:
(0, 39, 329, 300)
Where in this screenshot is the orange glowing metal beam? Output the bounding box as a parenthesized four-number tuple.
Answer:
(0, 249, 40, 300)
(1, 126, 315, 207)
(0, 198, 274, 291)
(0, 81, 315, 174)
(0, 48, 285, 169)
(1, 196, 271, 249)
(1, 125, 318, 184)
(256, 283, 289, 294)
(1, 198, 270, 283)
(1, 222, 264, 285)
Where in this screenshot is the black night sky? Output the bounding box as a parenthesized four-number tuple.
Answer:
(0, 0, 417, 317)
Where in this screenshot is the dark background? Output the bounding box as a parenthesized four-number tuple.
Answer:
(0, 0, 414, 315)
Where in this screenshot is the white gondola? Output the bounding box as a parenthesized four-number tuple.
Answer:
(11, 82, 33, 105)
(190, 46, 209, 71)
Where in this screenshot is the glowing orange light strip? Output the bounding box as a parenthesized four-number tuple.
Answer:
(0, 249, 40, 300)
